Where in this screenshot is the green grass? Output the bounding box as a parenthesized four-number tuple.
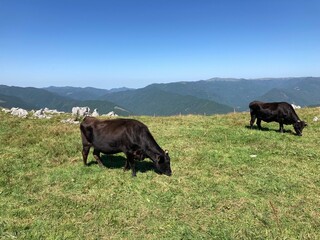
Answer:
(0, 108, 320, 239)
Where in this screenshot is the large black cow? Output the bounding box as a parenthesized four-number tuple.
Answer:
(80, 116, 172, 177)
(249, 101, 307, 136)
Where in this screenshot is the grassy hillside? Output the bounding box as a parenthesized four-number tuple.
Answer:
(0, 108, 319, 239)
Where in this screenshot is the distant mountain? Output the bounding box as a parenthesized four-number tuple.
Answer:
(148, 77, 320, 110)
(0, 85, 74, 110)
(260, 78, 320, 106)
(1, 77, 320, 116)
(0, 85, 130, 115)
(149, 79, 287, 111)
(0, 93, 33, 109)
(44, 86, 132, 101)
(99, 85, 233, 115)
(44, 85, 233, 115)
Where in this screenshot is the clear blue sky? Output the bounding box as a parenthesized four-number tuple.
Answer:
(1, 0, 319, 89)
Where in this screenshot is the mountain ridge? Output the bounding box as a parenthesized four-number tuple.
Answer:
(1, 77, 320, 115)
(0, 85, 131, 116)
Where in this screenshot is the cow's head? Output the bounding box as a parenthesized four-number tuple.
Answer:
(293, 120, 307, 136)
(155, 150, 172, 176)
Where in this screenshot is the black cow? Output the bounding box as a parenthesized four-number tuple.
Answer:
(249, 101, 307, 136)
(80, 116, 172, 177)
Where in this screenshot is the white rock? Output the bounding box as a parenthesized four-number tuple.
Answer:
(92, 108, 99, 117)
(11, 108, 28, 118)
(72, 106, 90, 117)
(104, 111, 118, 117)
(291, 104, 301, 109)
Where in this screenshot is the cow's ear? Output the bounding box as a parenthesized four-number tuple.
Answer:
(165, 150, 169, 156)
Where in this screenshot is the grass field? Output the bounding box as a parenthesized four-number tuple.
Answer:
(0, 108, 319, 239)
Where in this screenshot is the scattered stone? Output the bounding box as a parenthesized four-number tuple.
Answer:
(2, 107, 65, 119)
(291, 104, 301, 109)
(10, 108, 28, 118)
(72, 106, 90, 117)
(33, 108, 64, 119)
(92, 108, 99, 117)
(3, 106, 117, 121)
(43, 108, 64, 114)
(33, 108, 46, 119)
(60, 118, 80, 124)
(103, 111, 118, 117)
(313, 117, 319, 122)
(2, 108, 11, 113)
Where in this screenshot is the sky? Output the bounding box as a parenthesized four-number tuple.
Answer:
(0, 0, 319, 89)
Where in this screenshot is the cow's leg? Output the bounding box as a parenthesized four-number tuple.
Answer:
(279, 123, 284, 133)
(124, 159, 131, 171)
(250, 114, 256, 128)
(93, 149, 105, 168)
(126, 153, 136, 177)
(257, 119, 262, 130)
(82, 146, 90, 166)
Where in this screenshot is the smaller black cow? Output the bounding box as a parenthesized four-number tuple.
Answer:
(80, 117, 172, 177)
(249, 101, 307, 136)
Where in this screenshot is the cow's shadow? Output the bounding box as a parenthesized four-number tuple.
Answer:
(245, 125, 271, 131)
(245, 125, 295, 134)
(87, 154, 155, 174)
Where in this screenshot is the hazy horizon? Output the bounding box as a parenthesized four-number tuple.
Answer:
(2, 76, 320, 90)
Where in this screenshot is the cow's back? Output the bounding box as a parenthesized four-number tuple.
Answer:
(250, 101, 286, 113)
